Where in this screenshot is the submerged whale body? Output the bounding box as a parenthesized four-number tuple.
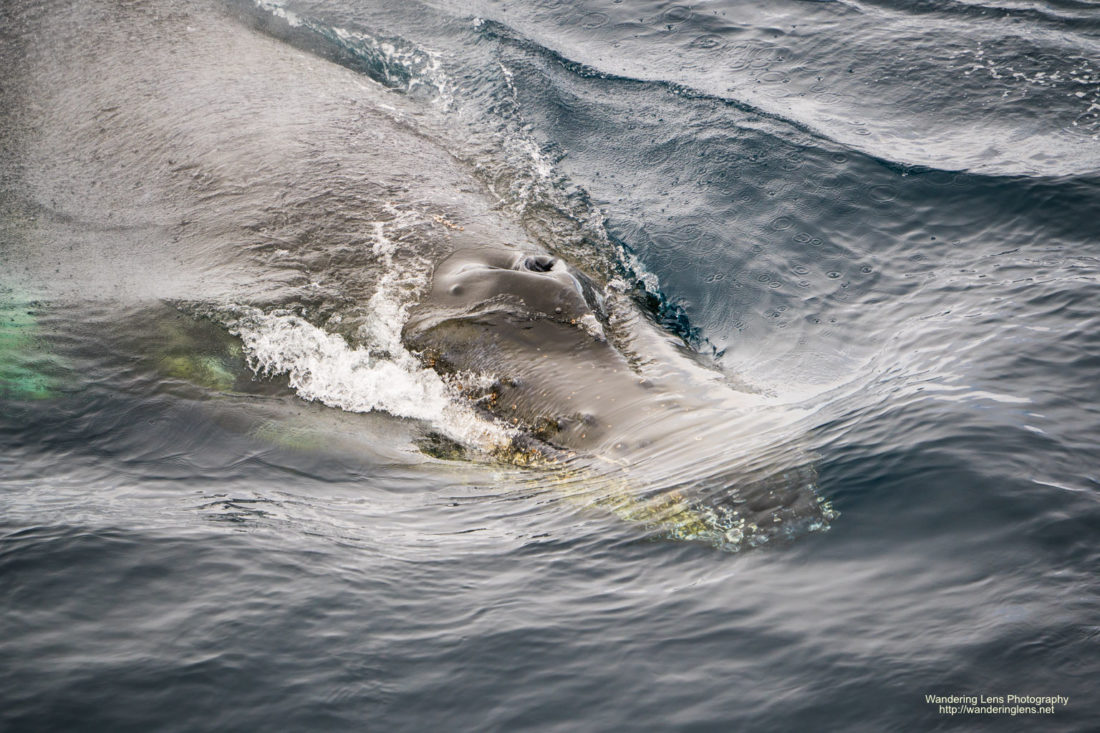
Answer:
(1, 0, 836, 549)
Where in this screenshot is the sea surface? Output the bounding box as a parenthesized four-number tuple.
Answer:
(2, 0, 1099, 730)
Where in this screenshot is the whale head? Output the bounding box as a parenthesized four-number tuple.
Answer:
(398, 243, 837, 550)
(419, 248, 605, 334)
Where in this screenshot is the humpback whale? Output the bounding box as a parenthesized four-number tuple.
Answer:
(0, 0, 835, 549)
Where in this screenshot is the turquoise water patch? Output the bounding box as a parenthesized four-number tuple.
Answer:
(0, 293, 63, 401)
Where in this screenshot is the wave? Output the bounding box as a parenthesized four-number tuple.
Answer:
(838, 0, 1100, 30)
(466, 7, 1100, 177)
(242, 0, 452, 104)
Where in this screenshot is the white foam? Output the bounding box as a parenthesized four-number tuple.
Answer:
(231, 309, 512, 450)
(228, 211, 514, 452)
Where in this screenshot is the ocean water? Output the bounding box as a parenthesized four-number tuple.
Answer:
(2, 0, 1098, 731)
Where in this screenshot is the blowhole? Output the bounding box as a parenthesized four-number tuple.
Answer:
(523, 255, 555, 273)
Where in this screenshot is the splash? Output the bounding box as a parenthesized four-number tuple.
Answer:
(224, 211, 515, 452)
(228, 307, 512, 451)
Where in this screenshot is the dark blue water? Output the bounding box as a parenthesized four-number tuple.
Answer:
(2, 0, 1099, 730)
